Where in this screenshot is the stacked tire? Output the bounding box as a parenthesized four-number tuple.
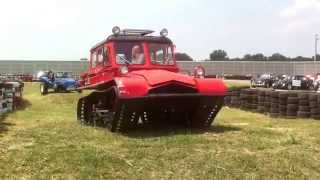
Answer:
(226, 88, 320, 120)
(297, 93, 311, 118)
(278, 92, 288, 117)
(270, 91, 279, 118)
(257, 90, 265, 113)
(230, 90, 241, 107)
(224, 91, 232, 106)
(287, 93, 299, 119)
(246, 89, 258, 110)
(310, 93, 320, 119)
(264, 91, 271, 114)
(3, 83, 14, 112)
(240, 89, 248, 110)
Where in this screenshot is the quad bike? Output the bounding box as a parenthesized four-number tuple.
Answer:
(77, 27, 227, 132)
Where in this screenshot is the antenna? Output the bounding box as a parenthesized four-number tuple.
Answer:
(315, 34, 319, 62)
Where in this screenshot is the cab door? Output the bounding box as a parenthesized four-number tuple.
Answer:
(88, 45, 114, 85)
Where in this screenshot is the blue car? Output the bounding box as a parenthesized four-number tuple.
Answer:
(38, 71, 80, 95)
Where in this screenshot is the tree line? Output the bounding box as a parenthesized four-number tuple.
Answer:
(175, 50, 320, 61)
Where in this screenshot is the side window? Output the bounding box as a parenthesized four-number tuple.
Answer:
(149, 44, 174, 65)
(91, 52, 97, 68)
(96, 47, 110, 66)
(102, 47, 110, 66)
(97, 49, 103, 65)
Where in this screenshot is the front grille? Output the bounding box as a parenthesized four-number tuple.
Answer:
(149, 83, 197, 94)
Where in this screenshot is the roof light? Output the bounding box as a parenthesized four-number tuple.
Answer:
(112, 26, 121, 36)
(160, 28, 168, 37)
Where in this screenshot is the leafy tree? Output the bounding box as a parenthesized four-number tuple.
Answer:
(209, 50, 228, 61)
(268, 53, 287, 61)
(175, 52, 193, 61)
(292, 56, 312, 61)
(243, 54, 252, 60)
(242, 53, 266, 61)
(252, 53, 266, 61)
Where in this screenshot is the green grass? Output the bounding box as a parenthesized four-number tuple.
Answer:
(1, 83, 320, 179)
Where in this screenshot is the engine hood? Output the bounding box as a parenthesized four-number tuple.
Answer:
(130, 69, 196, 87)
(56, 78, 77, 86)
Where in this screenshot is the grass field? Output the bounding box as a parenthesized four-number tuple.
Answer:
(1, 82, 320, 179)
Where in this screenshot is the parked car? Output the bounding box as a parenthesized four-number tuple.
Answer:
(273, 75, 314, 90)
(251, 73, 275, 88)
(272, 75, 291, 89)
(313, 73, 320, 91)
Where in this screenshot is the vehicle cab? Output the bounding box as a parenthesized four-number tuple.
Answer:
(81, 27, 180, 87)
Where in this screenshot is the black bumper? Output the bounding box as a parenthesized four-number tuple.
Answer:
(117, 94, 225, 112)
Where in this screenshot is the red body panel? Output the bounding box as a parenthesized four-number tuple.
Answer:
(131, 70, 196, 86)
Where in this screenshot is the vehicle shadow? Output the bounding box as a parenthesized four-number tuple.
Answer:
(0, 99, 31, 136)
(45, 90, 82, 95)
(122, 124, 241, 139)
(0, 113, 13, 136)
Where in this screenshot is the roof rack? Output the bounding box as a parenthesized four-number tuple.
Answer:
(121, 29, 154, 36)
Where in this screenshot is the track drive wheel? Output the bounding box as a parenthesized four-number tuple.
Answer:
(191, 104, 222, 129)
(77, 98, 86, 124)
(107, 104, 139, 132)
(77, 97, 97, 125)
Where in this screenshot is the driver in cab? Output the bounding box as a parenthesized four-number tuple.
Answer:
(131, 45, 144, 64)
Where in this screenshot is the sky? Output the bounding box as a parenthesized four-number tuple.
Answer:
(0, 0, 319, 60)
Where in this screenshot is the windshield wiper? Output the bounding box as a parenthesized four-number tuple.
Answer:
(117, 55, 132, 65)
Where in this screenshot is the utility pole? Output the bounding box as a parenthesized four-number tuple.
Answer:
(315, 34, 319, 62)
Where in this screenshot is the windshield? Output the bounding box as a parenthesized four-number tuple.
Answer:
(295, 76, 305, 80)
(259, 74, 270, 79)
(114, 42, 145, 65)
(55, 72, 71, 78)
(149, 43, 174, 65)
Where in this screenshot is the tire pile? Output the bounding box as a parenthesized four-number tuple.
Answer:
(0, 81, 24, 115)
(310, 94, 320, 119)
(286, 93, 298, 118)
(257, 90, 265, 113)
(224, 88, 320, 120)
(269, 91, 279, 117)
(263, 91, 271, 114)
(279, 92, 288, 117)
(224, 91, 241, 107)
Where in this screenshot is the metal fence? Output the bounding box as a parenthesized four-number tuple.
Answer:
(177, 61, 320, 76)
(1, 60, 320, 77)
(0, 60, 88, 78)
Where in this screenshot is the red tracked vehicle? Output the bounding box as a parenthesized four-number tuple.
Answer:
(77, 27, 227, 132)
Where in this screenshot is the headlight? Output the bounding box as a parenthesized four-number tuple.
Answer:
(112, 26, 121, 36)
(160, 28, 168, 37)
(194, 66, 205, 78)
(119, 66, 129, 75)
